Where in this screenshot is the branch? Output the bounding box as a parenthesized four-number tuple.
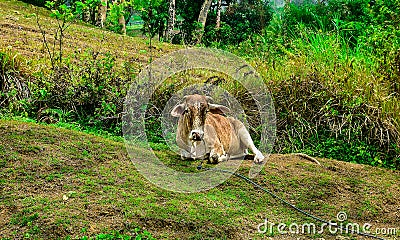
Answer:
(36, 13, 55, 69)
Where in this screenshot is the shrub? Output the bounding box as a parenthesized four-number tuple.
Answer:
(20, 0, 47, 7)
(202, 0, 272, 46)
(0, 50, 32, 116)
(0, 49, 132, 135)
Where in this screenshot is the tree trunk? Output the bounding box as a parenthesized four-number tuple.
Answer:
(90, 7, 96, 24)
(195, 0, 212, 44)
(166, 0, 176, 42)
(96, 0, 108, 28)
(82, 8, 90, 22)
(118, 0, 126, 35)
(119, 15, 126, 35)
(216, 0, 222, 29)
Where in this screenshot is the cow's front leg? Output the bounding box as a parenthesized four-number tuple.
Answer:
(208, 142, 227, 164)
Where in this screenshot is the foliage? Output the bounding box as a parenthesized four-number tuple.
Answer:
(23, 0, 275, 45)
(20, 0, 47, 7)
(175, 0, 273, 45)
(0, 48, 131, 136)
(77, 0, 103, 25)
(106, 1, 126, 33)
(281, 0, 400, 50)
(133, 0, 168, 39)
(174, 0, 203, 44)
(228, 0, 400, 169)
(1, 0, 400, 169)
(203, 0, 273, 46)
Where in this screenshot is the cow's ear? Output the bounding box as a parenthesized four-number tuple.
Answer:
(171, 104, 185, 117)
(209, 104, 230, 115)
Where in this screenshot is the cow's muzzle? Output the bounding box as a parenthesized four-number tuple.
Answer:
(190, 130, 203, 141)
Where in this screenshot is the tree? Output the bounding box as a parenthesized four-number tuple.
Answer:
(118, 0, 126, 34)
(134, 0, 168, 40)
(215, 0, 272, 44)
(107, 0, 126, 34)
(80, 0, 102, 24)
(166, 0, 176, 42)
(216, 0, 222, 29)
(96, 0, 107, 27)
(82, 0, 91, 22)
(118, 15, 126, 35)
(195, 0, 212, 43)
(39, 1, 79, 69)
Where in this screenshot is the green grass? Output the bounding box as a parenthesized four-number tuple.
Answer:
(0, 119, 399, 239)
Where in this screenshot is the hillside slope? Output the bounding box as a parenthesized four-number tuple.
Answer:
(0, 119, 399, 239)
(0, 0, 179, 72)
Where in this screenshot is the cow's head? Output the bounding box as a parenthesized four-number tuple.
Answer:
(171, 94, 230, 141)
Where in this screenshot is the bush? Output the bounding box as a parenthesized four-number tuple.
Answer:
(202, 0, 272, 46)
(20, 0, 47, 7)
(231, 27, 400, 169)
(0, 50, 32, 116)
(0, 49, 132, 136)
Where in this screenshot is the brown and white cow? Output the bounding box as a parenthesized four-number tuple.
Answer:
(171, 94, 265, 163)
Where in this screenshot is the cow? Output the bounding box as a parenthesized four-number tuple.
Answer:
(171, 94, 265, 164)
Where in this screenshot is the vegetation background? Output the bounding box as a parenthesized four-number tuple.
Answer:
(1, 0, 399, 169)
(0, 0, 399, 238)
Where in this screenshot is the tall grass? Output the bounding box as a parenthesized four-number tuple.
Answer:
(229, 6, 400, 168)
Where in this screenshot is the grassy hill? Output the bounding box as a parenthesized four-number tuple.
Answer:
(0, 0, 179, 67)
(0, 119, 399, 239)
